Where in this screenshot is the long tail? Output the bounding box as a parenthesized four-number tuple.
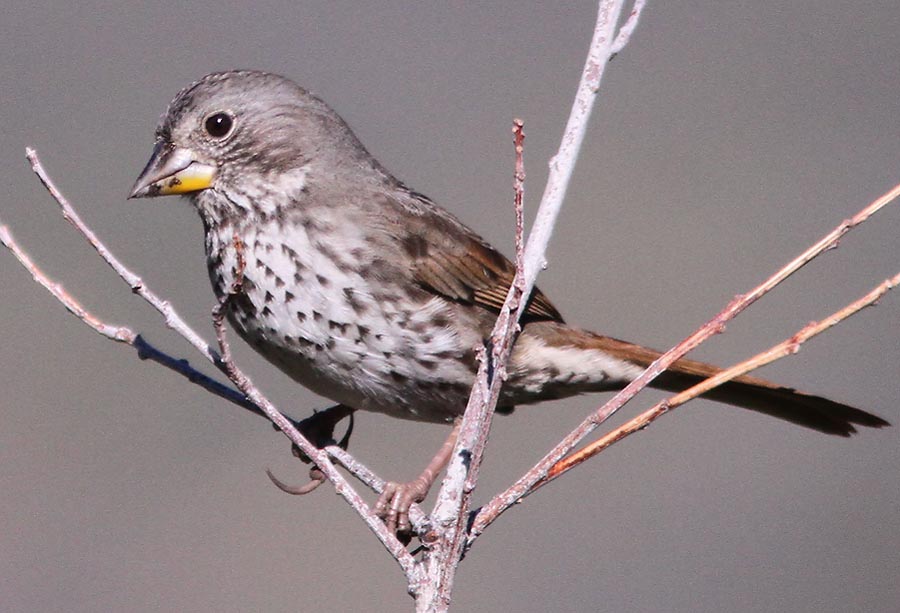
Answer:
(593, 334, 888, 436)
(519, 322, 889, 436)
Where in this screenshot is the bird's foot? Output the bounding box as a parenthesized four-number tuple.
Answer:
(267, 404, 355, 495)
(374, 475, 434, 534)
(374, 419, 462, 534)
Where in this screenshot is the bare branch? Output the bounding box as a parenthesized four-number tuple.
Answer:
(520, 0, 635, 301)
(512, 118, 527, 290)
(26, 148, 223, 368)
(0, 224, 264, 416)
(0, 225, 133, 342)
(420, 120, 529, 602)
(611, 0, 647, 55)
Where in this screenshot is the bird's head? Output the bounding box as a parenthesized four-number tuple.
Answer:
(129, 70, 377, 221)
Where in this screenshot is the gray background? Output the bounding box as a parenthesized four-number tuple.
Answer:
(2, 2, 898, 612)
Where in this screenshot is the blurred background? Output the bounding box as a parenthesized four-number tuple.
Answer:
(2, 2, 898, 611)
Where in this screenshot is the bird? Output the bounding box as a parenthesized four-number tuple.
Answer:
(130, 70, 888, 531)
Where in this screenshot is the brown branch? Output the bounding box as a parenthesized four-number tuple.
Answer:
(512, 118, 527, 290)
(542, 270, 900, 484)
(423, 119, 529, 592)
(470, 180, 900, 541)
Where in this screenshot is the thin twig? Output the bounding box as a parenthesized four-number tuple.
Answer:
(512, 119, 527, 293)
(520, 0, 633, 301)
(541, 270, 900, 485)
(26, 148, 223, 368)
(470, 180, 900, 541)
(0, 224, 265, 416)
(0, 225, 133, 342)
(611, 0, 647, 55)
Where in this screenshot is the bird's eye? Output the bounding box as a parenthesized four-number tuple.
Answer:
(204, 112, 234, 138)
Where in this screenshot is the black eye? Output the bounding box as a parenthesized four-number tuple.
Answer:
(204, 112, 233, 138)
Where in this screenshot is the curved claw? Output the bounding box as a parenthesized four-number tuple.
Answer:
(265, 466, 326, 495)
(269, 406, 356, 496)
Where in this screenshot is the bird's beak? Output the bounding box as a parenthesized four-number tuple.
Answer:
(129, 142, 217, 198)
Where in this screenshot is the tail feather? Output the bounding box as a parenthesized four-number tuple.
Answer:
(654, 369, 888, 436)
(529, 323, 889, 436)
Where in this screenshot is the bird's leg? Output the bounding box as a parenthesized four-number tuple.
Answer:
(267, 404, 355, 495)
(376, 418, 462, 533)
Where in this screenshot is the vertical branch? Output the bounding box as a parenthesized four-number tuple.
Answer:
(414, 1, 638, 609)
(512, 118, 527, 294)
(520, 0, 629, 303)
(421, 120, 529, 605)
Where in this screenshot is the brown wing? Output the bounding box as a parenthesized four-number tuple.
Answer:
(395, 192, 563, 323)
